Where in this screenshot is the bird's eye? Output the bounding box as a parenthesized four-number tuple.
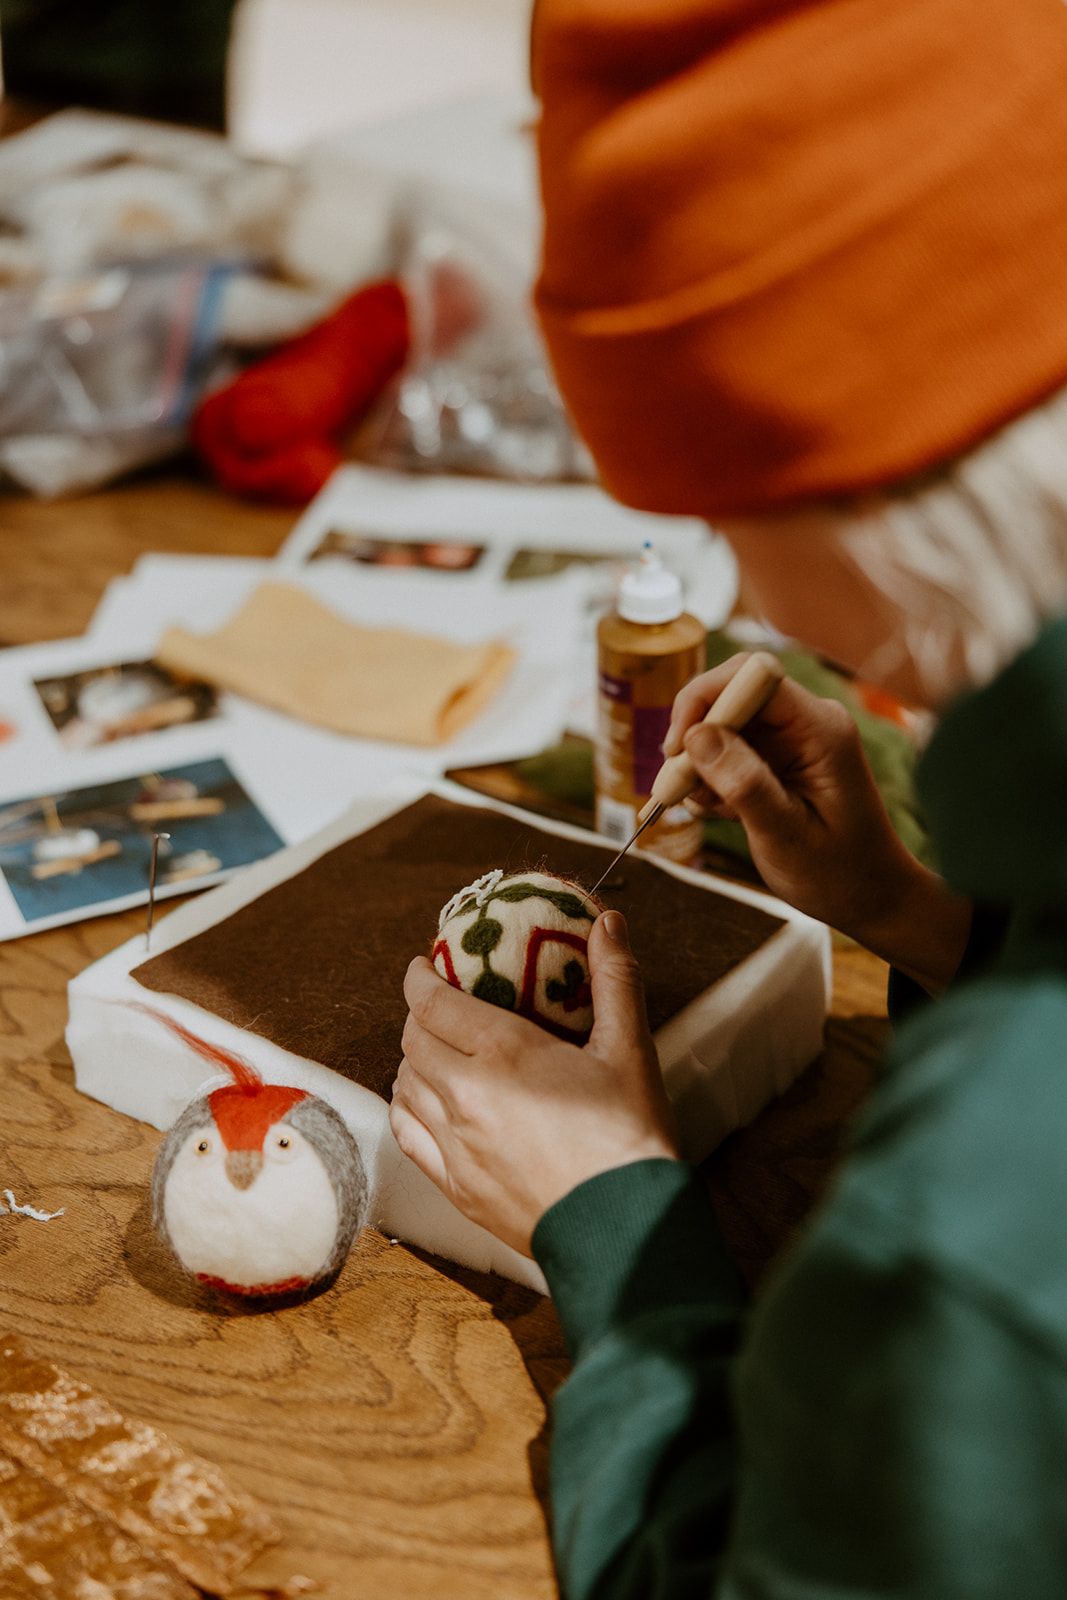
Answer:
(196, 1139, 209, 1154)
(268, 1131, 296, 1161)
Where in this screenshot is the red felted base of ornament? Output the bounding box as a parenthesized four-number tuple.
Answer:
(196, 1272, 312, 1299)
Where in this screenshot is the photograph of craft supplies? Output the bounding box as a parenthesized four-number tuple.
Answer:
(307, 528, 487, 571)
(589, 652, 786, 895)
(277, 466, 738, 623)
(35, 658, 219, 749)
(0, 631, 236, 806)
(0, 758, 283, 937)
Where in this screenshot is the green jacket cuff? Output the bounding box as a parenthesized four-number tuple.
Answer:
(532, 1158, 743, 1358)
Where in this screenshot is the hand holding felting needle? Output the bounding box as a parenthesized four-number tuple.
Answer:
(590, 651, 785, 895)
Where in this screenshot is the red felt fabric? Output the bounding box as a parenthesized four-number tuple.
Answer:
(192, 280, 409, 503)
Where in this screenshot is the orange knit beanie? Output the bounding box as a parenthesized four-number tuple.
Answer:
(533, 0, 1067, 516)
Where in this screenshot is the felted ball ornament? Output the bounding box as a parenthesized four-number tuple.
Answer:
(432, 870, 600, 1040)
(134, 1006, 369, 1302)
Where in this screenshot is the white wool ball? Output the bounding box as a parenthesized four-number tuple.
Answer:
(151, 1084, 368, 1304)
(433, 869, 599, 1040)
(130, 1004, 368, 1305)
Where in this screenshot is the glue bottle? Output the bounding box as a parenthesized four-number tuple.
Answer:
(595, 542, 707, 866)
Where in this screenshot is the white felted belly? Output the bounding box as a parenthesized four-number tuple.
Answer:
(163, 1137, 340, 1287)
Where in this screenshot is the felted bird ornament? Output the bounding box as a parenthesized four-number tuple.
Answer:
(432, 869, 600, 1041)
(134, 1006, 368, 1302)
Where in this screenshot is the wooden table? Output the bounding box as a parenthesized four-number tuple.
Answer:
(0, 472, 890, 1598)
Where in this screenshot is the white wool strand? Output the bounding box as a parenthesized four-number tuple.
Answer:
(437, 868, 505, 931)
(1, 1189, 64, 1222)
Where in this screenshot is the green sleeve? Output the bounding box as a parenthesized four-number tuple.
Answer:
(722, 1200, 1067, 1599)
(531, 1158, 746, 1600)
(537, 1166, 1067, 1600)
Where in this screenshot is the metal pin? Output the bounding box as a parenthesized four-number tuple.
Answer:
(589, 804, 663, 897)
(145, 832, 171, 951)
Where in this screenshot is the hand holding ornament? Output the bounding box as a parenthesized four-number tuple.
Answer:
(390, 911, 679, 1256)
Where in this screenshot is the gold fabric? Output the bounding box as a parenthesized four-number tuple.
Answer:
(157, 582, 516, 746)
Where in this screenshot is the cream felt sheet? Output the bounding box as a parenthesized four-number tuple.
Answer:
(158, 581, 516, 745)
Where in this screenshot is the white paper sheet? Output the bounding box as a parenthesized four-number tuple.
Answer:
(277, 465, 739, 624)
(0, 627, 216, 787)
(85, 552, 586, 776)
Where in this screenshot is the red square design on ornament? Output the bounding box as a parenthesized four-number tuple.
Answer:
(432, 939, 461, 988)
(520, 927, 591, 1038)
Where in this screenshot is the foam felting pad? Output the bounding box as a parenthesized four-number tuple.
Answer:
(131, 794, 782, 1096)
(68, 790, 830, 1290)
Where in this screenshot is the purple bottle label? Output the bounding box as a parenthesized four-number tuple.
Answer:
(632, 703, 672, 795)
(598, 671, 632, 705)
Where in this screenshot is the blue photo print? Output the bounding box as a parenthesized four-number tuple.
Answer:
(0, 756, 283, 925)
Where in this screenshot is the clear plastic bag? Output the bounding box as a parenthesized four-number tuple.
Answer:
(0, 257, 237, 495)
(366, 195, 593, 483)
(0, 109, 307, 496)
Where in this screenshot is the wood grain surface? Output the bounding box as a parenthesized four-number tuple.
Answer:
(0, 474, 890, 1596)
(0, 469, 294, 647)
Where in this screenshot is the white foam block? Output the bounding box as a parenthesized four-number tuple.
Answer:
(67, 781, 831, 1293)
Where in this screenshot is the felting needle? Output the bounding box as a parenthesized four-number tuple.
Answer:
(589, 651, 785, 897)
(145, 832, 171, 951)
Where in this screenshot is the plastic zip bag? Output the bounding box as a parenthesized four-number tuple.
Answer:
(366, 195, 592, 483)
(0, 256, 237, 495)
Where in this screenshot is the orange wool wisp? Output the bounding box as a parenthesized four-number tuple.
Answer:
(126, 1001, 263, 1091)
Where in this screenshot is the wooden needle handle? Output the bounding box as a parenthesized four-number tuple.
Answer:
(638, 650, 785, 821)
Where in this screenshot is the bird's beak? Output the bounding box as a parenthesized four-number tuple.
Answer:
(224, 1149, 263, 1190)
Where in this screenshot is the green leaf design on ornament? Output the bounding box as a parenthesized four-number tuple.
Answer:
(491, 883, 594, 921)
(461, 917, 503, 956)
(547, 960, 591, 1010)
(472, 970, 518, 1011)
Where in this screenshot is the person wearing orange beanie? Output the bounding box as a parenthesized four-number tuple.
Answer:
(533, 0, 1067, 520)
(390, 5, 1067, 1596)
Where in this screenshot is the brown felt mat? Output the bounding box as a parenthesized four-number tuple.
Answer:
(133, 794, 783, 1101)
